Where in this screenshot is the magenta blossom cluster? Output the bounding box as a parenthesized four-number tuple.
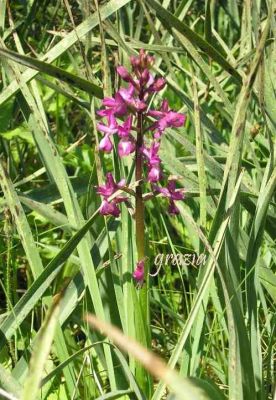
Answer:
(96, 49, 186, 218)
(95, 50, 186, 285)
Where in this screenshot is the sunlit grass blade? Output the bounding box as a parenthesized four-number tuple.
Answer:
(245, 167, 276, 396)
(0, 47, 103, 98)
(0, 0, 131, 106)
(152, 171, 244, 400)
(0, 364, 21, 399)
(0, 160, 44, 278)
(192, 68, 207, 231)
(0, 206, 99, 347)
(22, 291, 62, 400)
(146, 0, 242, 83)
(86, 314, 226, 400)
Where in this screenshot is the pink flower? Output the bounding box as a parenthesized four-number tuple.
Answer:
(117, 66, 139, 89)
(118, 84, 147, 112)
(153, 179, 184, 215)
(148, 77, 166, 93)
(97, 113, 118, 153)
(118, 116, 132, 138)
(148, 99, 169, 118)
(142, 141, 162, 182)
(148, 165, 161, 182)
(154, 180, 184, 200)
(118, 84, 135, 102)
(99, 134, 113, 152)
(96, 173, 128, 218)
(97, 113, 118, 135)
(98, 93, 127, 116)
(118, 137, 135, 157)
(132, 99, 148, 112)
(133, 260, 145, 284)
(97, 172, 125, 197)
(148, 99, 186, 137)
(117, 66, 132, 82)
(99, 199, 120, 217)
(158, 111, 185, 130)
(146, 73, 155, 88)
(142, 141, 161, 166)
(131, 99, 147, 112)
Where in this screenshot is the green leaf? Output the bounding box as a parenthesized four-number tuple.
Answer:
(259, 266, 276, 303)
(0, 207, 98, 348)
(0, 0, 131, 107)
(146, 0, 242, 83)
(22, 295, 61, 400)
(0, 160, 44, 279)
(0, 47, 103, 99)
(0, 364, 21, 398)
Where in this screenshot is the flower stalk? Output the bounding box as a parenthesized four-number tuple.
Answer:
(135, 112, 145, 264)
(94, 49, 186, 394)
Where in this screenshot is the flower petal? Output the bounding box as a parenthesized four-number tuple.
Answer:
(99, 135, 113, 152)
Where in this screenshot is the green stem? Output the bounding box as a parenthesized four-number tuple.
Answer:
(135, 111, 152, 396)
(136, 111, 150, 332)
(135, 112, 145, 262)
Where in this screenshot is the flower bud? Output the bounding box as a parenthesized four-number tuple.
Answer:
(117, 66, 132, 82)
(133, 260, 145, 283)
(99, 199, 120, 217)
(140, 69, 150, 86)
(150, 77, 166, 92)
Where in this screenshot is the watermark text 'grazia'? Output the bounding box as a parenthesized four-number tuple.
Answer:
(150, 253, 206, 276)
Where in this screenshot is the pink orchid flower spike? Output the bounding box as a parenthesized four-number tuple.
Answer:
(96, 49, 186, 222)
